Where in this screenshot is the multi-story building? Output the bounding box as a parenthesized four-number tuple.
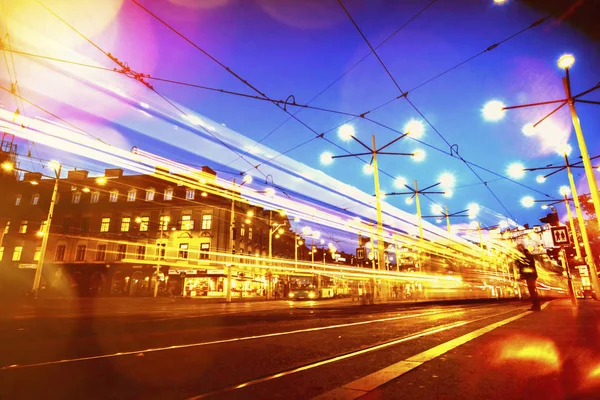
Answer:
(0, 144, 300, 298)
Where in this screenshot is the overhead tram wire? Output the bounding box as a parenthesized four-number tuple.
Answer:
(129, 0, 412, 188)
(336, 0, 520, 221)
(3, 48, 553, 200)
(35, 1, 281, 193)
(222, 0, 438, 166)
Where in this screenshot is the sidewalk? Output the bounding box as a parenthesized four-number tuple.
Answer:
(361, 299, 600, 400)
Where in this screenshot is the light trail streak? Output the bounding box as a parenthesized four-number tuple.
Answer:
(188, 305, 530, 399)
(0, 309, 451, 371)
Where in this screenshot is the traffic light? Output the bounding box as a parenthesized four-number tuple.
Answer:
(540, 212, 559, 227)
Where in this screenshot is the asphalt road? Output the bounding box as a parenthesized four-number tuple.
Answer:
(0, 299, 533, 399)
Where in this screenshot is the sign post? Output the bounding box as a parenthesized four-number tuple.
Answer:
(551, 226, 577, 307)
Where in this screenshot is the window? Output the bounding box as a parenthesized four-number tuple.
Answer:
(91, 191, 100, 203)
(178, 243, 189, 259)
(185, 188, 195, 200)
(32, 194, 40, 205)
(38, 221, 47, 235)
(136, 245, 146, 260)
(127, 189, 137, 202)
(181, 215, 192, 231)
(200, 243, 210, 260)
(121, 217, 131, 232)
(109, 190, 119, 203)
(116, 244, 127, 260)
(100, 217, 111, 232)
(75, 245, 86, 261)
(159, 215, 170, 231)
(72, 192, 81, 204)
(146, 188, 155, 201)
(55, 245, 66, 261)
(201, 214, 212, 230)
(164, 187, 173, 201)
(15, 195, 21, 206)
(96, 244, 107, 261)
(78, 217, 89, 233)
(4, 221, 10, 234)
(12, 245, 23, 261)
(156, 243, 166, 260)
(19, 221, 27, 234)
(138, 216, 149, 232)
(240, 223, 245, 237)
(0, 246, 4, 261)
(33, 246, 42, 262)
(249, 227, 253, 241)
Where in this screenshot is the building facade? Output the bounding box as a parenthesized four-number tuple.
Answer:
(0, 145, 300, 297)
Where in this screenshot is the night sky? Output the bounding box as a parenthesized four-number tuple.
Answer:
(1, 0, 599, 239)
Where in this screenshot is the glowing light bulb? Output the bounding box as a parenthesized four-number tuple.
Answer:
(557, 54, 575, 69)
(556, 143, 572, 156)
(404, 120, 425, 139)
(482, 100, 506, 121)
(431, 204, 444, 215)
(363, 164, 374, 175)
(522, 124, 537, 137)
(413, 149, 425, 162)
(467, 203, 480, 219)
(536, 175, 546, 184)
(507, 162, 526, 179)
(320, 152, 334, 165)
(394, 176, 407, 189)
(521, 196, 535, 208)
(338, 124, 355, 141)
(438, 172, 455, 189)
(559, 186, 570, 196)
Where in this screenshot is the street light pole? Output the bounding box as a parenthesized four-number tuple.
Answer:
(565, 154, 600, 296)
(371, 135, 387, 302)
(562, 70, 600, 228)
(32, 162, 61, 296)
(226, 178, 236, 303)
(445, 206, 451, 235)
(563, 193, 582, 260)
(414, 180, 424, 240)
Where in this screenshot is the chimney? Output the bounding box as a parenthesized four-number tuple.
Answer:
(104, 168, 123, 179)
(67, 170, 89, 180)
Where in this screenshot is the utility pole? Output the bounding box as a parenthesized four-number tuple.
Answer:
(32, 163, 61, 296)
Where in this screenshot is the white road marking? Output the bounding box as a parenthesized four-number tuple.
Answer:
(0, 309, 452, 371)
(313, 304, 545, 400)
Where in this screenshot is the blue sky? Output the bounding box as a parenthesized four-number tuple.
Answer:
(2, 0, 599, 233)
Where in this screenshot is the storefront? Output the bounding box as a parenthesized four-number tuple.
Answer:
(170, 269, 267, 297)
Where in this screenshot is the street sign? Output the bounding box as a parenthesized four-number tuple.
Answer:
(356, 247, 365, 260)
(551, 226, 570, 246)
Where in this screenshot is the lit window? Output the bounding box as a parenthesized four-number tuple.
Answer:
(109, 190, 119, 203)
(96, 244, 107, 261)
(127, 189, 137, 202)
(55, 245, 66, 261)
(39, 221, 47, 235)
(32, 194, 40, 205)
(4, 221, 10, 234)
(178, 243, 189, 259)
(100, 217, 110, 232)
(19, 221, 27, 234)
(240, 223, 245, 237)
(164, 188, 173, 201)
(181, 215, 193, 231)
(185, 188, 195, 200)
(159, 215, 170, 231)
(15, 195, 21, 206)
(72, 192, 81, 204)
(0, 246, 4, 261)
(139, 216, 149, 232)
(34, 246, 42, 262)
(156, 243, 166, 260)
(249, 227, 253, 241)
(137, 245, 146, 260)
(91, 191, 100, 203)
(200, 243, 210, 260)
(75, 245, 86, 261)
(116, 244, 127, 260)
(121, 217, 131, 232)
(146, 188, 155, 201)
(12, 245, 23, 261)
(201, 214, 212, 230)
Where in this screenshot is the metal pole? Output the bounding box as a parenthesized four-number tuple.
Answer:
(477, 221, 484, 250)
(226, 179, 235, 303)
(372, 135, 387, 302)
(414, 180, 424, 240)
(565, 154, 600, 296)
(562, 74, 600, 228)
(268, 210, 273, 300)
(294, 235, 298, 269)
(32, 164, 61, 295)
(561, 247, 578, 307)
(564, 194, 582, 260)
(445, 206, 451, 235)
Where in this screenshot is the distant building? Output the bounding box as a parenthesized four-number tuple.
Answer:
(0, 140, 299, 297)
